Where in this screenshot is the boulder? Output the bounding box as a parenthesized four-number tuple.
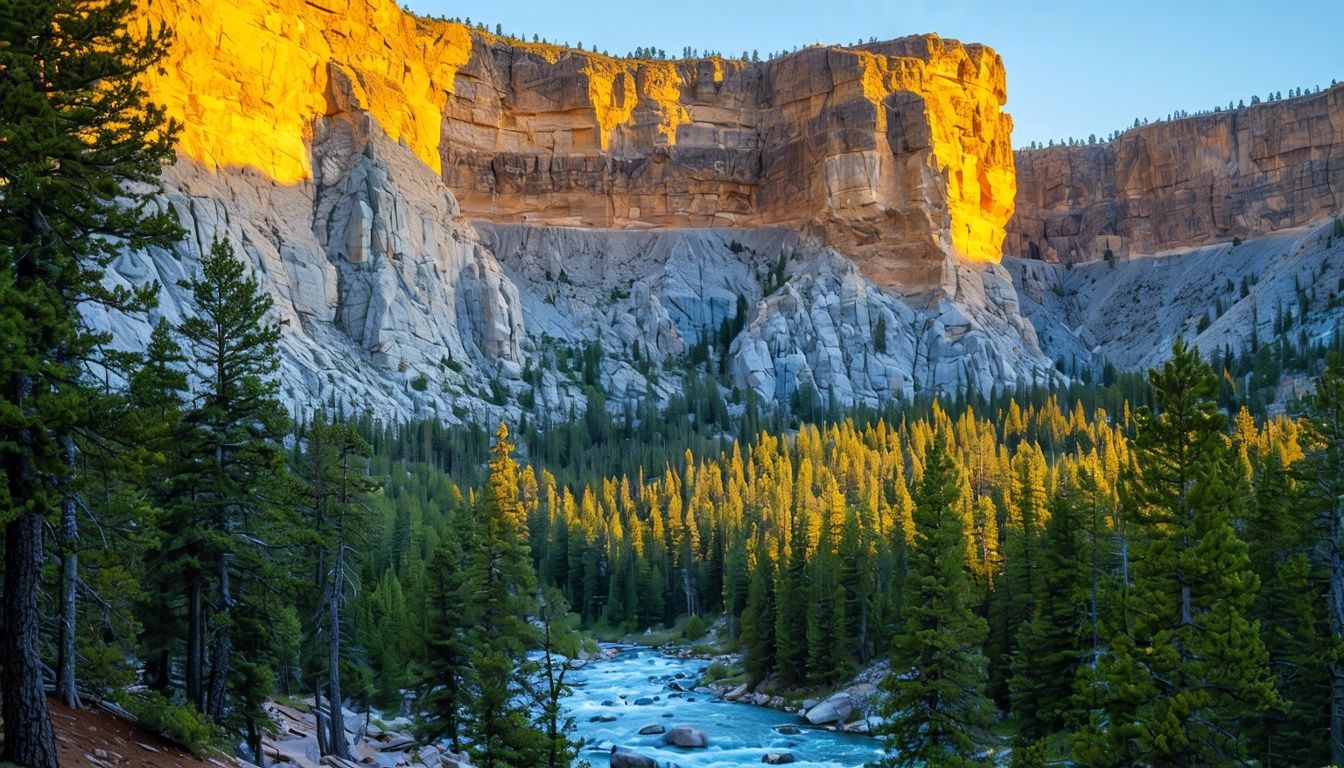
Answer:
(633, 697, 654, 706)
(724, 683, 750, 701)
(590, 715, 618, 723)
(804, 692, 854, 725)
(638, 724, 666, 735)
(609, 747, 657, 768)
(762, 753, 797, 765)
(774, 725, 802, 735)
(662, 726, 709, 748)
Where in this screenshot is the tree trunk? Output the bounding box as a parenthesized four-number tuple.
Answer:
(247, 716, 264, 767)
(314, 678, 328, 757)
(205, 556, 232, 722)
(2, 512, 60, 768)
(327, 538, 349, 759)
(1329, 532, 1344, 767)
(56, 433, 80, 708)
(187, 575, 204, 711)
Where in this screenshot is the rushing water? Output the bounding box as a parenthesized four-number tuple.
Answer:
(563, 646, 884, 767)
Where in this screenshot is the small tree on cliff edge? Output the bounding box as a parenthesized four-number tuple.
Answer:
(0, 1, 179, 765)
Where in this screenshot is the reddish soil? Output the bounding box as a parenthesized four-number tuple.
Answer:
(47, 697, 234, 768)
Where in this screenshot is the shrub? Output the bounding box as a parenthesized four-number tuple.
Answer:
(684, 614, 708, 640)
(410, 375, 429, 391)
(120, 691, 221, 755)
(704, 661, 732, 681)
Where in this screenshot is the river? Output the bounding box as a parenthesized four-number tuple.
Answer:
(563, 646, 884, 767)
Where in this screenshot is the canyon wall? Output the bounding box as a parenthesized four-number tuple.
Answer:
(100, 0, 1063, 421)
(137, 0, 1016, 294)
(1008, 85, 1344, 263)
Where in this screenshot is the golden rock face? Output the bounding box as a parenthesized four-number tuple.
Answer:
(137, 0, 1018, 287)
(137, 0, 470, 182)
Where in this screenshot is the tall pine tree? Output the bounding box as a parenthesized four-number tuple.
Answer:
(0, 0, 178, 763)
(872, 432, 993, 768)
(1072, 341, 1275, 766)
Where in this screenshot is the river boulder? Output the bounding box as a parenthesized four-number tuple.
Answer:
(663, 726, 709, 748)
(763, 753, 797, 765)
(638, 724, 665, 735)
(610, 747, 657, 768)
(804, 692, 854, 725)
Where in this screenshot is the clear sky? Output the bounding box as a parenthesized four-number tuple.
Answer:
(404, 0, 1343, 148)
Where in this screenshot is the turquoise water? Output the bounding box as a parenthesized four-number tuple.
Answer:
(564, 647, 884, 767)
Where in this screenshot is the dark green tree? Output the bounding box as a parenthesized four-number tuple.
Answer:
(465, 423, 547, 768)
(298, 412, 375, 758)
(1071, 341, 1275, 766)
(416, 514, 478, 751)
(0, 0, 178, 762)
(1299, 360, 1344, 766)
(1008, 474, 1092, 740)
(172, 238, 293, 756)
(872, 433, 993, 768)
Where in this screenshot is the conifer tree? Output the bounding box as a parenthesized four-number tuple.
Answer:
(873, 433, 993, 768)
(172, 238, 293, 753)
(1009, 474, 1092, 740)
(1300, 359, 1344, 766)
(467, 423, 547, 768)
(0, 0, 178, 761)
(1071, 341, 1275, 766)
(417, 514, 478, 752)
(298, 412, 375, 758)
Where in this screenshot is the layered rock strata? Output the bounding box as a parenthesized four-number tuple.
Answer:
(1009, 85, 1344, 263)
(137, 0, 1017, 295)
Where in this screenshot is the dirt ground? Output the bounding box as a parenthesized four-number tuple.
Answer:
(47, 697, 237, 768)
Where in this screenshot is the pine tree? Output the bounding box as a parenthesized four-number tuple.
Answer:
(466, 423, 547, 768)
(1009, 474, 1092, 740)
(298, 412, 375, 758)
(172, 238, 294, 756)
(774, 510, 810, 685)
(0, 0, 178, 761)
(130, 320, 190, 693)
(417, 514, 478, 752)
(873, 433, 993, 768)
(1071, 341, 1275, 766)
(1300, 360, 1344, 766)
(741, 545, 777, 683)
(533, 586, 582, 768)
(1242, 452, 1330, 766)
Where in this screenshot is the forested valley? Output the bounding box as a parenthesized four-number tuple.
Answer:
(6, 1, 1344, 767)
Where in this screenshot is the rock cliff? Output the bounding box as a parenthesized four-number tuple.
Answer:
(1008, 85, 1344, 263)
(91, 0, 1051, 421)
(136, 0, 1017, 295)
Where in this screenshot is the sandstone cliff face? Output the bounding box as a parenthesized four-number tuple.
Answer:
(137, 0, 1016, 295)
(102, 0, 1057, 420)
(1008, 85, 1344, 263)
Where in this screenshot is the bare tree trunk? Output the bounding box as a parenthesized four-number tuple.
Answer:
(56, 433, 81, 708)
(2, 512, 60, 768)
(187, 575, 204, 711)
(327, 536, 349, 759)
(206, 555, 232, 722)
(314, 677, 328, 757)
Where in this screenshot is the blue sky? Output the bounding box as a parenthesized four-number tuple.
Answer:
(405, 0, 1343, 148)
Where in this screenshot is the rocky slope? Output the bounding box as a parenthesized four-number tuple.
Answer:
(89, 0, 1057, 421)
(1006, 219, 1344, 378)
(1008, 85, 1344, 264)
